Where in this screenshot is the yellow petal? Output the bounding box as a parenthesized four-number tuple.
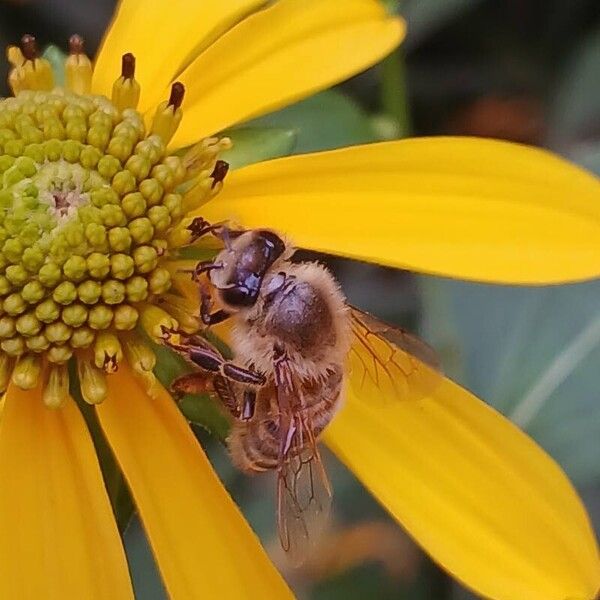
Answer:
(96, 364, 293, 599)
(199, 137, 600, 284)
(0, 383, 133, 599)
(325, 384, 600, 600)
(92, 0, 267, 111)
(169, 0, 404, 146)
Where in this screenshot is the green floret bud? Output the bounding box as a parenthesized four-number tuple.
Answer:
(163, 193, 183, 220)
(23, 143, 45, 163)
(125, 276, 148, 302)
(101, 205, 127, 227)
(139, 178, 163, 205)
(77, 280, 102, 304)
(53, 281, 77, 305)
(108, 226, 132, 251)
(87, 126, 110, 151)
(14, 156, 36, 177)
(148, 268, 172, 295)
(5, 265, 29, 286)
(122, 192, 146, 218)
(70, 326, 95, 348)
(88, 305, 113, 330)
(80, 145, 102, 169)
(85, 222, 108, 248)
(16, 313, 42, 336)
(112, 170, 136, 196)
(91, 187, 119, 208)
(111, 254, 135, 280)
(3, 238, 24, 262)
(102, 280, 126, 305)
(0, 276, 11, 295)
(126, 155, 151, 181)
(148, 205, 171, 232)
(26, 334, 50, 352)
(22, 280, 45, 303)
(4, 293, 26, 316)
(1, 337, 25, 356)
(133, 245, 158, 273)
(44, 139, 62, 161)
(87, 252, 110, 279)
(129, 217, 154, 244)
(45, 321, 72, 343)
(35, 298, 60, 323)
(39, 263, 62, 287)
(47, 345, 73, 364)
(0, 316, 16, 338)
(62, 140, 82, 163)
(151, 164, 174, 190)
(97, 154, 121, 179)
(114, 305, 139, 330)
(62, 304, 88, 327)
(63, 255, 88, 281)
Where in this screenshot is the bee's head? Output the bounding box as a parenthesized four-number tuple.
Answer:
(210, 229, 287, 310)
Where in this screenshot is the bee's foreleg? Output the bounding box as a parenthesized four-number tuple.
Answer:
(170, 372, 213, 399)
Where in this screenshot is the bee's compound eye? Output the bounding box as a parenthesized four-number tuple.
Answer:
(220, 285, 257, 308)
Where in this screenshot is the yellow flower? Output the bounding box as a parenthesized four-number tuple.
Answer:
(0, 1, 599, 600)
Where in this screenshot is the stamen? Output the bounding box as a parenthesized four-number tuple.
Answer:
(158, 294, 200, 333)
(77, 357, 108, 404)
(121, 52, 136, 80)
(43, 365, 69, 409)
(141, 305, 179, 342)
(20, 34, 38, 61)
(11, 33, 54, 92)
(12, 354, 41, 390)
(123, 336, 156, 374)
(94, 332, 123, 373)
(210, 160, 230, 189)
(66, 34, 93, 95)
(168, 82, 185, 109)
(150, 82, 185, 144)
(68, 34, 85, 55)
(112, 52, 141, 112)
(0, 355, 14, 393)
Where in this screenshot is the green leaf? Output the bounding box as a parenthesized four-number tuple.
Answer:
(42, 44, 66, 87)
(247, 90, 376, 154)
(548, 28, 600, 145)
(400, 0, 484, 47)
(67, 360, 134, 531)
(420, 277, 600, 486)
(220, 127, 297, 170)
(124, 518, 168, 600)
(151, 340, 231, 442)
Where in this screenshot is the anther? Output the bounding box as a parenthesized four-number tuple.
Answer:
(112, 52, 140, 111)
(20, 34, 38, 61)
(150, 82, 185, 143)
(168, 82, 185, 109)
(210, 160, 229, 189)
(121, 52, 136, 79)
(68, 34, 85, 55)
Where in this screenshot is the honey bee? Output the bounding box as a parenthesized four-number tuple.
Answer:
(162, 219, 441, 564)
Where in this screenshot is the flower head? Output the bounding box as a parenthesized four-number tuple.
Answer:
(1, 1, 600, 600)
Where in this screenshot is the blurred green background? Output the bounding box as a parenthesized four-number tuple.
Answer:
(2, 0, 600, 598)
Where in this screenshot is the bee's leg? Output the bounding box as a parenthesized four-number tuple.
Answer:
(186, 216, 245, 246)
(170, 372, 212, 400)
(210, 160, 230, 189)
(241, 389, 256, 421)
(199, 284, 231, 326)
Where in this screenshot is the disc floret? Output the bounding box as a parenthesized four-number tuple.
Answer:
(1, 34, 231, 405)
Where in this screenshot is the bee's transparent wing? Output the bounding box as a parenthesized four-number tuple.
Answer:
(349, 306, 442, 403)
(274, 358, 332, 566)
